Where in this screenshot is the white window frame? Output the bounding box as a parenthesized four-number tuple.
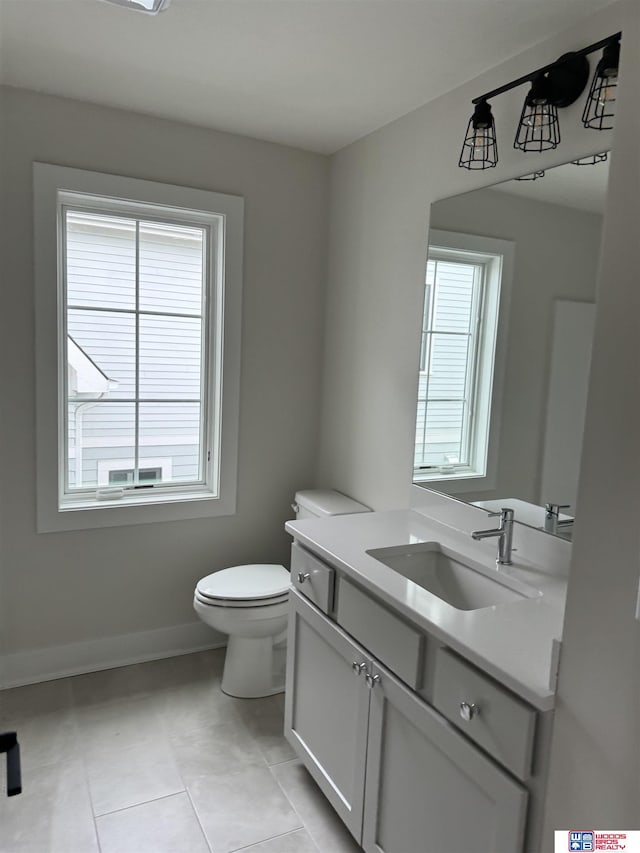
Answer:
(413, 230, 514, 495)
(34, 163, 243, 532)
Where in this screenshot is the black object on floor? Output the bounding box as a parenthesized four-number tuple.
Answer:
(0, 731, 21, 796)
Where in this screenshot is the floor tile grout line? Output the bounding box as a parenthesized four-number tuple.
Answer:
(233, 712, 276, 773)
(92, 780, 187, 819)
(229, 826, 319, 853)
(184, 785, 215, 853)
(163, 718, 217, 853)
(268, 762, 362, 853)
(93, 812, 104, 853)
(93, 789, 189, 820)
(267, 763, 325, 851)
(266, 754, 298, 768)
(69, 693, 105, 853)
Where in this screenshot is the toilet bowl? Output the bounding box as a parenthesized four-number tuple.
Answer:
(193, 563, 290, 698)
(194, 490, 371, 699)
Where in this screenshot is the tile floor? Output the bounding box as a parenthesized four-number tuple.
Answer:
(0, 650, 362, 853)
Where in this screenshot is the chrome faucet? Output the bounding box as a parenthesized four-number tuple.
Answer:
(544, 503, 574, 535)
(471, 508, 514, 565)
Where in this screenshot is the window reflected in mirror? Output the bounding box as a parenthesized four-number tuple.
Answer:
(414, 155, 610, 537)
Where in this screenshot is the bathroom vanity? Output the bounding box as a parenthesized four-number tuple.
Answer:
(284, 506, 568, 853)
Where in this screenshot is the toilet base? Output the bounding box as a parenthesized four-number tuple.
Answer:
(221, 635, 287, 698)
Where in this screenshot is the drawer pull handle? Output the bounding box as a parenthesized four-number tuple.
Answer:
(352, 661, 367, 676)
(460, 702, 480, 722)
(365, 673, 381, 689)
(297, 572, 311, 584)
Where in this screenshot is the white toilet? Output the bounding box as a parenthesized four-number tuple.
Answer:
(193, 489, 370, 698)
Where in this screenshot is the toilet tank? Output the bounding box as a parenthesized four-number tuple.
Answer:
(293, 489, 371, 520)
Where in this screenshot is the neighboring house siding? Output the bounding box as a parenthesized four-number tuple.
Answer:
(415, 259, 476, 468)
(66, 214, 204, 489)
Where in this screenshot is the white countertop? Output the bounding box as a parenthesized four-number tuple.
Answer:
(285, 509, 568, 712)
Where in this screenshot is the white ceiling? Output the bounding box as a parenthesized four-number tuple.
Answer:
(0, 0, 615, 153)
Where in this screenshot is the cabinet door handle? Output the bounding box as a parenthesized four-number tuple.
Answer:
(297, 572, 311, 584)
(460, 701, 480, 722)
(365, 673, 381, 689)
(352, 661, 367, 676)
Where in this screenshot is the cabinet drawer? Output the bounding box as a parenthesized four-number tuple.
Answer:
(290, 543, 335, 614)
(432, 648, 536, 781)
(336, 578, 424, 689)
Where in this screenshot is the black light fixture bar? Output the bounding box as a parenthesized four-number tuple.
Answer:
(471, 32, 621, 106)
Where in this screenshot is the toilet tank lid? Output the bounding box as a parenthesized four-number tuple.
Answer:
(294, 489, 371, 518)
(197, 564, 289, 600)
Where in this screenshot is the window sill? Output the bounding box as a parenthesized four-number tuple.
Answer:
(60, 487, 217, 511)
(39, 489, 236, 533)
(413, 470, 495, 495)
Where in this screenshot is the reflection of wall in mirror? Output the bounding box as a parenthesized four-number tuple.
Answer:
(428, 186, 602, 506)
(540, 300, 596, 509)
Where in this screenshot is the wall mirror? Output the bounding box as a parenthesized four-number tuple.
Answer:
(414, 153, 610, 538)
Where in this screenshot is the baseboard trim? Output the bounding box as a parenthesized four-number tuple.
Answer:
(0, 622, 226, 689)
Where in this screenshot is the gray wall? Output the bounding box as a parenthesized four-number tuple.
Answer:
(0, 87, 329, 655)
(317, 0, 639, 831)
(430, 189, 602, 504)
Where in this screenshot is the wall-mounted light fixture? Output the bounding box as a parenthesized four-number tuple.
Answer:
(572, 152, 608, 166)
(458, 101, 498, 170)
(514, 170, 546, 181)
(459, 32, 621, 170)
(513, 75, 561, 152)
(582, 37, 620, 130)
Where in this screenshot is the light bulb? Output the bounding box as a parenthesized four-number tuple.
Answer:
(472, 127, 489, 149)
(525, 104, 552, 129)
(598, 80, 617, 107)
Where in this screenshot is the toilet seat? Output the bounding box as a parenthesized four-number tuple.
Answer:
(195, 590, 289, 608)
(195, 564, 290, 608)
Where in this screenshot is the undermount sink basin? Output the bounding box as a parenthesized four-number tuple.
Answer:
(366, 542, 541, 611)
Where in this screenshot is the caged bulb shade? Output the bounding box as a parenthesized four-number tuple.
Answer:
(582, 39, 620, 130)
(459, 101, 498, 170)
(514, 75, 560, 152)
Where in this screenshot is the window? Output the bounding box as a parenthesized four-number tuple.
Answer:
(414, 231, 513, 491)
(34, 164, 243, 531)
(108, 467, 163, 486)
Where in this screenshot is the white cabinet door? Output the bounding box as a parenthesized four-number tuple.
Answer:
(284, 590, 371, 840)
(363, 663, 528, 853)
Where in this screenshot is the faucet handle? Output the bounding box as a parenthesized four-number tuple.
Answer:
(545, 503, 571, 518)
(487, 507, 514, 521)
